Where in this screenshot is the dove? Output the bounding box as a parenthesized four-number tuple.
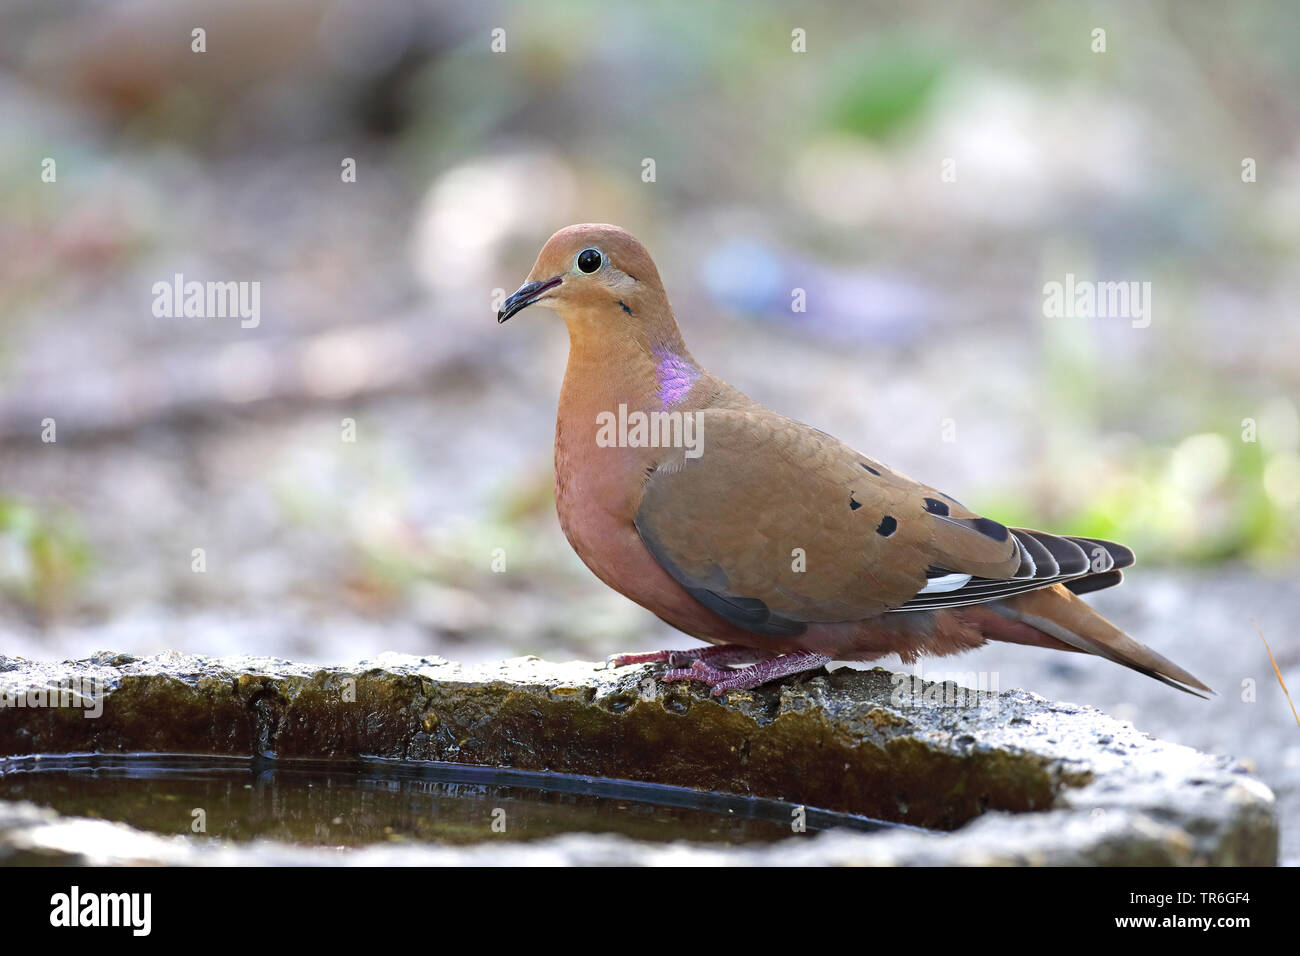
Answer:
(497, 224, 1211, 698)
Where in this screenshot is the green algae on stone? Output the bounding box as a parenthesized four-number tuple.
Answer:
(0, 651, 1279, 865)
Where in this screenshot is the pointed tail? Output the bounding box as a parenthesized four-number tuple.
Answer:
(992, 584, 1213, 697)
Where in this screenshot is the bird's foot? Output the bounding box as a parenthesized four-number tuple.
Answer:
(660, 651, 833, 697)
(608, 644, 772, 669)
(607, 649, 678, 667)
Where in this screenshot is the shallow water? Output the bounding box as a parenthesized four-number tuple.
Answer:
(0, 754, 907, 847)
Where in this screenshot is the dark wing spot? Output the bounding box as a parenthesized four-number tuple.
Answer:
(860, 463, 880, 476)
(618, 299, 634, 316)
(923, 497, 950, 516)
(970, 517, 1010, 542)
(876, 515, 897, 537)
(926, 565, 955, 578)
(849, 494, 862, 511)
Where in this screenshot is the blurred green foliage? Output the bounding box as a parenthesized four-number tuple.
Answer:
(983, 429, 1298, 566)
(829, 46, 946, 141)
(0, 498, 91, 613)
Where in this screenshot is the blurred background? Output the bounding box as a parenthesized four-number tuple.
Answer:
(0, 1, 1297, 859)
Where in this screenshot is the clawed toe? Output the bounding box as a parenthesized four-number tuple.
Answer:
(608, 645, 757, 669)
(668, 651, 833, 696)
(607, 650, 674, 667)
(611, 646, 826, 696)
(660, 659, 733, 688)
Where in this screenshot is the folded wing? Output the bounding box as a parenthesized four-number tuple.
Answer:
(634, 408, 1112, 634)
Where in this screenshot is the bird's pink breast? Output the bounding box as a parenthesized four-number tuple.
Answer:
(553, 403, 751, 644)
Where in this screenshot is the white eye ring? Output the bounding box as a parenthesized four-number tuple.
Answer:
(575, 248, 604, 274)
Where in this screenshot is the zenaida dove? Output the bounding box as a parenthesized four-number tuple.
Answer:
(498, 224, 1210, 698)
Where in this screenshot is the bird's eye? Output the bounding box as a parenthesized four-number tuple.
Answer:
(576, 248, 603, 274)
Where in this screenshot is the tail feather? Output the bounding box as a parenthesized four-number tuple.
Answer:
(1064, 569, 1123, 596)
(991, 584, 1212, 697)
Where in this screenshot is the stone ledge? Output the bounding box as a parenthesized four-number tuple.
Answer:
(0, 651, 1278, 865)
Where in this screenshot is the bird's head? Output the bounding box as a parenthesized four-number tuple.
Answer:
(497, 224, 668, 333)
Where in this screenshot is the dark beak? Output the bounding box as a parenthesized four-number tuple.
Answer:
(497, 276, 562, 323)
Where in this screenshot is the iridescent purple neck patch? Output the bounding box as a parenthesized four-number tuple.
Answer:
(653, 348, 700, 408)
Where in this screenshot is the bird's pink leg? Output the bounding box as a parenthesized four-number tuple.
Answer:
(608, 644, 772, 668)
(661, 651, 832, 696)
